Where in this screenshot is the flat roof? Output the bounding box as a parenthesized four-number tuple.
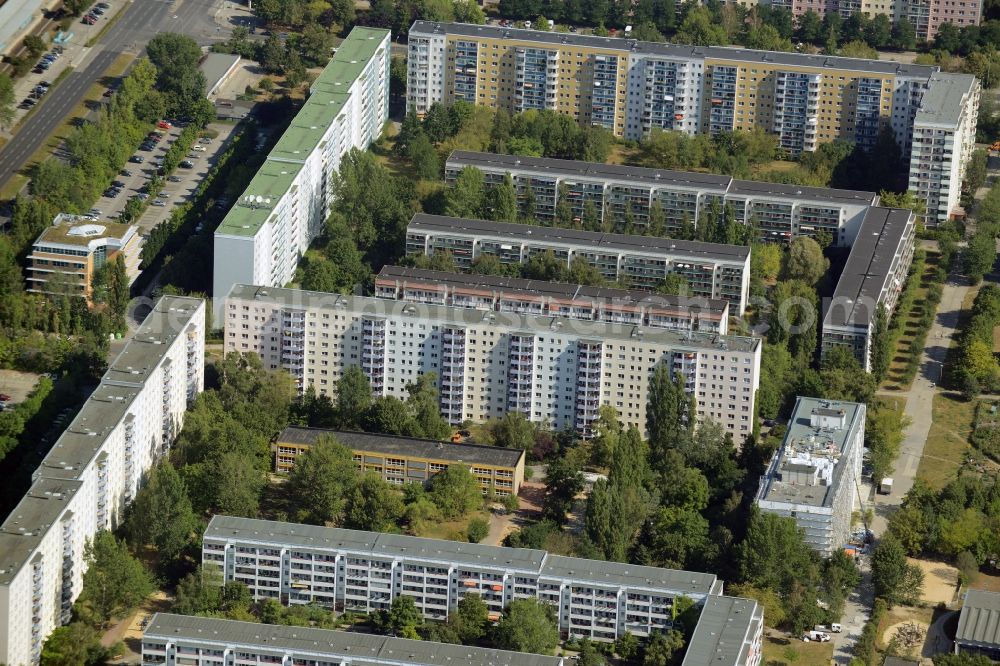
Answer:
(277, 426, 525, 468)
(227, 285, 761, 354)
(377, 265, 730, 316)
(103, 296, 203, 387)
(823, 207, 913, 329)
(757, 396, 865, 509)
(144, 613, 564, 666)
(408, 213, 750, 263)
(956, 589, 1000, 648)
(35, 214, 136, 247)
(915, 73, 977, 129)
(0, 478, 83, 586)
(447, 151, 877, 207)
(205, 515, 718, 595)
(682, 596, 762, 666)
(410, 21, 937, 77)
(215, 26, 388, 238)
(199, 52, 240, 93)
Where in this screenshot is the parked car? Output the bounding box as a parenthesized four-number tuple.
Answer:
(167, 175, 182, 183)
(82, 15, 96, 23)
(88, 208, 102, 216)
(111, 180, 125, 188)
(198, 137, 211, 144)
(179, 160, 194, 168)
(97, 1, 110, 7)
(157, 120, 172, 129)
(91, 7, 104, 14)
(129, 155, 144, 163)
(158, 191, 169, 198)
(192, 145, 206, 152)
(103, 187, 118, 197)
(120, 169, 132, 177)
(152, 199, 166, 207)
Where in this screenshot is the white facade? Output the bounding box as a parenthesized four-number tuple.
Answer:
(223, 286, 761, 441)
(212, 27, 391, 320)
(909, 73, 981, 225)
(202, 515, 724, 642)
(755, 397, 866, 557)
(0, 297, 205, 666)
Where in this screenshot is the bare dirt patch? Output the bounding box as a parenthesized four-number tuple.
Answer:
(908, 558, 960, 605)
(0, 369, 42, 405)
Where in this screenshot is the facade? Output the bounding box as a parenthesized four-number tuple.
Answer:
(445, 151, 878, 248)
(954, 589, 1000, 659)
(761, 0, 980, 40)
(212, 27, 390, 319)
(375, 265, 731, 334)
(681, 595, 764, 666)
(908, 73, 980, 225)
(409, 23, 980, 220)
(202, 515, 726, 641)
(405, 214, 752, 315)
(224, 286, 761, 441)
(821, 207, 916, 370)
(274, 427, 526, 496)
(26, 213, 143, 304)
(755, 397, 866, 557)
(142, 613, 565, 666)
(0, 297, 205, 666)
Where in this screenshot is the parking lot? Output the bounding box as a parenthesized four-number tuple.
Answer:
(90, 121, 241, 233)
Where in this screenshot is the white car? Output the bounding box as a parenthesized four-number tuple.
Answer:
(192, 145, 206, 152)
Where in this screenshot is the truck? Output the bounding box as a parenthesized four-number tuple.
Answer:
(802, 630, 831, 642)
(878, 477, 894, 495)
(815, 624, 842, 634)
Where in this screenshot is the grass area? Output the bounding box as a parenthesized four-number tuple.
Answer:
(916, 393, 976, 490)
(883, 251, 942, 391)
(760, 633, 833, 666)
(0, 52, 132, 201)
(876, 395, 906, 413)
(414, 510, 489, 542)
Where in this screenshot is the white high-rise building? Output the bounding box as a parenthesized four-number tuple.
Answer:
(0, 297, 205, 666)
(224, 286, 761, 441)
(212, 27, 391, 320)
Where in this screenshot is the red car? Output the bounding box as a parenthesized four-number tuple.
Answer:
(157, 120, 172, 130)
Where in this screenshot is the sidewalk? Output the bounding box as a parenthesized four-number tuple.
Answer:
(1, 0, 128, 139)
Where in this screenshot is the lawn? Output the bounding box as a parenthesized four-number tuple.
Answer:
(414, 510, 490, 542)
(760, 633, 833, 666)
(916, 393, 976, 490)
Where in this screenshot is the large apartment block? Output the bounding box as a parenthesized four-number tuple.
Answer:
(142, 613, 566, 666)
(375, 265, 731, 334)
(212, 27, 390, 318)
(760, 0, 980, 41)
(274, 427, 526, 496)
(755, 397, 866, 557)
(224, 286, 761, 440)
(409, 23, 980, 222)
(681, 595, 764, 666)
(202, 515, 725, 641)
(0, 297, 205, 666)
(445, 151, 878, 247)
(405, 214, 752, 315)
(908, 73, 980, 225)
(821, 207, 915, 370)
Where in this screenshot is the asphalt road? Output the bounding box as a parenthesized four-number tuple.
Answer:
(0, 0, 227, 195)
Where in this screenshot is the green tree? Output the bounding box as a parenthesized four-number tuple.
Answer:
(446, 166, 487, 218)
(494, 599, 560, 654)
(783, 236, 828, 286)
(429, 465, 483, 518)
(409, 133, 441, 179)
(452, 593, 489, 642)
(41, 623, 116, 666)
(490, 411, 537, 450)
(77, 531, 155, 626)
(172, 566, 223, 615)
(541, 454, 584, 524)
(381, 595, 423, 638)
(738, 509, 819, 597)
(891, 17, 916, 49)
(467, 516, 490, 542)
(345, 473, 405, 531)
(146, 33, 207, 116)
(336, 366, 373, 429)
(405, 372, 452, 439)
(487, 174, 519, 222)
(125, 461, 197, 564)
(0, 73, 15, 131)
(872, 534, 924, 606)
(869, 304, 890, 382)
(674, 6, 728, 45)
(555, 183, 574, 227)
(657, 273, 689, 296)
(577, 638, 607, 666)
(300, 24, 334, 66)
(646, 365, 696, 472)
(642, 630, 685, 666)
(838, 40, 878, 58)
(286, 435, 358, 524)
(615, 631, 640, 660)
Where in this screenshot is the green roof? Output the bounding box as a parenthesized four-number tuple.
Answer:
(216, 159, 303, 236)
(216, 26, 388, 238)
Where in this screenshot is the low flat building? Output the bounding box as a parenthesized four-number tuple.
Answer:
(681, 595, 764, 666)
(821, 207, 915, 371)
(274, 427, 525, 496)
(375, 265, 730, 334)
(755, 397, 866, 557)
(0, 297, 205, 666)
(405, 213, 751, 314)
(26, 213, 143, 304)
(954, 589, 1000, 659)
(203, 515, 723, 641)
(142, 613, 565, 666)
(199, 52, 241, 99)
